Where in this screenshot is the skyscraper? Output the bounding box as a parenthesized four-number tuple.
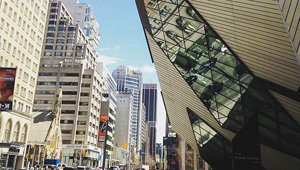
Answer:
(112, 66, 143, 148)
(60, 0, 100, 49)
(0, 0, 50, 168)
(34, 1, 102, 166)
(142, 84, 157, 157)
(137, 0, 300, 169)
(97, 63, 117, 161)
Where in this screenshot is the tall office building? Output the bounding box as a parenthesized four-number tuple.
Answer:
(115, 91, 133, 151)
(97, 63, 117, 161)
(112, 66, 143, 149)
(60, 0, 100, 49)
(137, 0, 300, 169)
(0, 0, 49, 169)
(34, 1, 102, 166)
(142, 84, 157, 157)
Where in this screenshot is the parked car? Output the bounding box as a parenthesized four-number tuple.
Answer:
(57, 163, 67, 170)
(110, 166, 120, 170)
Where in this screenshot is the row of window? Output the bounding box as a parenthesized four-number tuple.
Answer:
(0, 118, 28, 143)
(47, 32, 76, 38)
(0, 34, 41, 61)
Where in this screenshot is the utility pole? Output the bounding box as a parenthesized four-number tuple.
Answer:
(102, 120, 109, 170)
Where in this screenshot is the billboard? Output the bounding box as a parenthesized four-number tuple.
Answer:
(0, 68, 16, 111)
(99, 115, 108, 142)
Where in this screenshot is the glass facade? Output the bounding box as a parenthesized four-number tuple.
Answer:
(143, 0, 300, 160)
(188, 108, 232, 169)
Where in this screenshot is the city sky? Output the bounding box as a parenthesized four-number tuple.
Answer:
(79, 0, 166, 143)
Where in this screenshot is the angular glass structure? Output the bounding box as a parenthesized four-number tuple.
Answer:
(137, 0, 300, 168)
(187, 108, 232, 169)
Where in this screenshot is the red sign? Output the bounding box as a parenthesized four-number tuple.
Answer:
(0, 68, 16, 111)
(149, 84, 155, 89)
(99, 115, 109, 141)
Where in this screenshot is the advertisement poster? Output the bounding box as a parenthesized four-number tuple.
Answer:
(0, 68, 16, 111)
(99, 115, 108, 142)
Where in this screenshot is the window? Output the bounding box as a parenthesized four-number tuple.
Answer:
(66, 39, 74, 44)
(67, 33, 75, 37)
(65, 52, 73, 57)
(36, 91, 55, 95)
(62, 91, 77, 95)
(45, 45, 53, 50)
(76, 131, 85, 135)
(62, 130, 72, 134)
(80, 93, 89, 96)
(78, 111, 87, 115)
(4, 119, 12, 142)
(62, 101, 76, 104)
(58, 27, 66, 31)
(55, 45, 63, 50)
(47, 33, 55, 37)
(60, 73, 79, 77)
(44, 51, 53, 56)
(60, 120, 74, 124)
(57, 33, 65, 37)
(48, 20, 56, 25)
(59, 21, 66, 25)
(79, 102, 89, 106)
(56, 39, 64, 44)
(66, 46, 73, 50)
(48, 27, 56, 31)
(76, 46, 83, 50)
(68, 27, 76, 31)
(59, 82, 78, 86)
(54, 51, 63, 56)
(50, 9, 58, 13)
(49, 15, 57, 19)
(51, 3, 58, 7)
(77, 121, 87, 125)
(61, 110, 75, 114)
(46, 39, 54, 43)
(12, 122, 20, 141)
(39, 72, 57, 76)
(62, 140, 71, 144)
(34, 100, 55, 104)
(81, 84, 90, 87)
(37, 81, 56, 85)
(20, 124, 27, 142)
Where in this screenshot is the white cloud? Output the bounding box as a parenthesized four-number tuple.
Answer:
(97, 55, 123, 65)
(128, 65, 156, 73)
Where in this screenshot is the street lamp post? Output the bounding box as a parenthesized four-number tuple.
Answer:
(102, 120, 109, 170)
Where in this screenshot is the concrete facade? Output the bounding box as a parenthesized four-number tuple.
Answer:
(0, 0, 50, 168)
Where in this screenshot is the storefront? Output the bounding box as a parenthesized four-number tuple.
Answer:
(0, 142, 25, 169)
(62, 144, 102, 167)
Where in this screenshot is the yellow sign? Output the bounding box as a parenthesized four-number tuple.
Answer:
(122, 142, 127, 149)
(30, 154, 33, 159)
(82, 149, 86, 155)
(50, 141, 55, 148)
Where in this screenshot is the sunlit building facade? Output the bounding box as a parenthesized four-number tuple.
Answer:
(137, 0, 300, 169)
(0, 0, 49, 169)
(34, 1, 102, 166)
(112, 66, 143, 150)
